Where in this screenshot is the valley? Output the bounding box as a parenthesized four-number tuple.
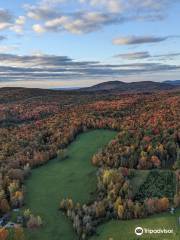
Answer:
(25, 130, 117, 240)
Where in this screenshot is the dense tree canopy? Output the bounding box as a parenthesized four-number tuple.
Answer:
(0, 88, 179, 239)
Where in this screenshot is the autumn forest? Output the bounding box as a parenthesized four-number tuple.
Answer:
(0, 87, 179, 240)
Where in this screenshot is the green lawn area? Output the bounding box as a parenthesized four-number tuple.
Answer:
(25, 129, 180, 240)
(90, 209, 180, 240)
(25, 129, 117, 240)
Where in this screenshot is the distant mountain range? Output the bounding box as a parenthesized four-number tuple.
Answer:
(50, 80, 180, 91)
(163, 80, 180, 85)
(80, 80, 180, 92)
(1, 80, 179, 94)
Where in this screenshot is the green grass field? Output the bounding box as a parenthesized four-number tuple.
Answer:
(90, 208, 180, 240)
(25, 130, 117, 240)
(25, 129, 180, 240)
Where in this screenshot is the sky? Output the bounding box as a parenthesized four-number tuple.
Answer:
(0, 0, 180, 88)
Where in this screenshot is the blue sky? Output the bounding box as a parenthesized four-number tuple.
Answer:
(0, 0, 180, 88)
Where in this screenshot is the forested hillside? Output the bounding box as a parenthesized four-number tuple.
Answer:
(0, 88, 179, 239)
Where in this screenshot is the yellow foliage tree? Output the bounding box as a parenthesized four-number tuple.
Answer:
(117, 204, 124, 219)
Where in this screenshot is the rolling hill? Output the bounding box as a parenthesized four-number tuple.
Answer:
(81, 80, 177, 92)
(164, 80, 180, 85)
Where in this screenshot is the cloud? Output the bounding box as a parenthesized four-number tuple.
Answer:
(25, 4, 59, 20)
(0, 9, 13, 23)
(29, 12, 163, 35)
(40, 0, 66, 8)
(0, 45, 19, 53)
(32, 24, 46, 33)
(80, 0, 123, 13)
(112, 35, 177, 45)
(31, 11, 163, 35)
(0, 35, 6, 41)
(43, 12, 126, 34)
(115, 51, 151, 59)
(31, 11, 129, 34)
(0, 8, 13, 30)
(0, 1, 178, 35)
(114, 51, 180, 60)
(0, 8, 26, 34)
(153, 52, 180, 60)
(80, 0, 176, 13)
(25, 0, 179, 35)
(0, 54, 73, 67)
(10, 16, 26, 34)
(0, 53, 179, 83)
(15, 16, 26, 25)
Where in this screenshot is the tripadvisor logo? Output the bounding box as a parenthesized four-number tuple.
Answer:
(135, 226, 174, 236)
(135, 227, 143, 236)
